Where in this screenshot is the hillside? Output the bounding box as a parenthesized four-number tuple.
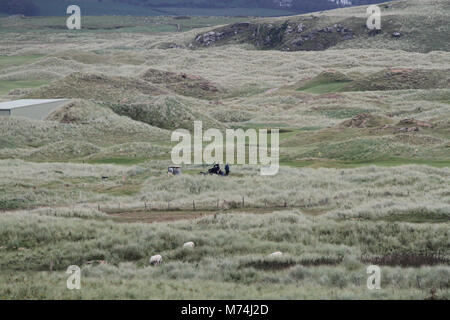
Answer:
(296, 69, 450, 93)
(191, 0, 450, 53)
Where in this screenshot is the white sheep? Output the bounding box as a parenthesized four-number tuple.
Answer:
(183, 241, 195, 248)
(149, 254, 162, 266)
(268, 251, 282, 258)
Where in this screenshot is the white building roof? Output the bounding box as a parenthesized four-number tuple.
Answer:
(0, 99, 68, 110)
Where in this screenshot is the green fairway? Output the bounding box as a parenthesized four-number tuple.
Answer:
(0, 80, 49, 95)
(0, 55, 44, 70)
(297, 81, 352, 94)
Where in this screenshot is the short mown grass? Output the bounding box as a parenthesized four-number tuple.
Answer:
(297, 81, 352, 94)
(0, 80, 49, 95)
(0, 55, 44, 70)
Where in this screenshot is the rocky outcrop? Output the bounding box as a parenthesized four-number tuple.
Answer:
(195, 22, 252, 46)
(397, 126, 419, 132)
(398, 118, 433, 128)
(141, 68, 221, 99)
(193, 20, 354, 51)
(342, 114, 374, 128)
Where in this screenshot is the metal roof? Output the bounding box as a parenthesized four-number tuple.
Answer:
(0, 99, 68, 110)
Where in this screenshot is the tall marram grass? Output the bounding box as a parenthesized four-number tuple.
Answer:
(0, 210, 448, 299)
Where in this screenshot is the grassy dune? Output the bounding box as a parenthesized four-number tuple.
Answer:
(0, 210, 448, 299)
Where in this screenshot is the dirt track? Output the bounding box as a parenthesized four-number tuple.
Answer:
(106, 207, 324, 224)
(108, 210, 211, 223)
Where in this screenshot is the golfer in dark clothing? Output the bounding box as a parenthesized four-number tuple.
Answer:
(225, 164, 230, 176)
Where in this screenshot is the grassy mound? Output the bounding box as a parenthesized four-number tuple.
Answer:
(45, 99, 107, 124)
(52, 51, 112, 65)
(109, 96, 226, 131)
(340, 114, 394, 128)
(28, 140, 101, 161)
(297, 70, 352, 93)
(211, 109, 254, 123)
(0, 99, 169, 160)
(85, 142, 171, 164)
(25, 72, 165, 103)
(342, 68, 450, 92)
(141, 68, 222, 99)
(297, 68, 449, 93)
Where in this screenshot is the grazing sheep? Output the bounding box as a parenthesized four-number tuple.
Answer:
(149, 254, 162, 266)
(268, 251, 282, 258)
(183, 241, 195, 248)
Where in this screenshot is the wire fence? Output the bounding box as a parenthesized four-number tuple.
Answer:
(99, 197, 306, 214)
